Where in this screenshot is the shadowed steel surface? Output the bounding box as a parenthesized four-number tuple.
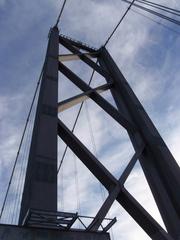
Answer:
(0, 224, 110, 240)
(22, 209, 116, 232)
(59, 34, 97, 52)
(99, 47, 180, 239)
(18, 27, 59, 224)
(59, 36, 108, 78)
(57, 34, 180, 239)
(57, 118, 172, 240)
(87, 145, 144, 231)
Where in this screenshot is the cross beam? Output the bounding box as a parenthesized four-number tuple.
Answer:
(58, 62, 136, 132)
(59, 36, 108, 78)
(59, 34, 97, 52)
(58, 83, 112, 112)
(59, 52, 98, 62)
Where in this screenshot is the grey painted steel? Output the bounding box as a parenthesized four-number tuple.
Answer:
(23, 209, 78, 230)
(59, 37, 108, 78)
(16, 29, 180, 240)
(99, 47, 180, 239)
(59, 34, 97, 52)
(57, 38, 178, 239)
(57, 119, 172, 240)
(87, 146, 144, 231)
(58, 62, 136, 132)
(117, 189, 174, 240)
(103, 218, 117, 232)
(57, 119, 117, 190)
(19, 27, 59, 224)
(0, 224, 110, 240)
(58, 83, 112, 112)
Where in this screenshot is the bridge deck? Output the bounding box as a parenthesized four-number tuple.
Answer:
(0, 224, 110, 240)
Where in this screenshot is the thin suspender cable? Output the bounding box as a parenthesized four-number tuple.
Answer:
(84, 102, 115, 239)
(72, 153, 81, 214)
(104, 0, 136, 47)
(0, 61, 45, 222)
(131, 9, 180, 35)
(0, 27, 54, 221)
(12, 105, 35, 224)
(61, 162, 64, 211)
(11, 121, 30, 224)
(15, 106, 36, 224)
(11, 126, 28, 224)
(18, 106, 36, 221)
(84, 101, 106, 201)
(57, 67, 96, 174)
(55, 0, 67, 27)
(5, 109, 31, 224)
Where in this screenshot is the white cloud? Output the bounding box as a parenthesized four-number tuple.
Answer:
(0, 0, 180, 239)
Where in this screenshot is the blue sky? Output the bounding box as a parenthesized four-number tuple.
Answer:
(0, 0, 180, 239)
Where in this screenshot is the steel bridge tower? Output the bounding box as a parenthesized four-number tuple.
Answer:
(0, 26, 180, 240)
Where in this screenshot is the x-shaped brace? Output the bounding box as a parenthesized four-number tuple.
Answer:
(57, 119, 173, 240)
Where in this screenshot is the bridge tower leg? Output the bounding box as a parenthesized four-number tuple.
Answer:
(19, 26, 59, 224)
(99, 48, 180, 239)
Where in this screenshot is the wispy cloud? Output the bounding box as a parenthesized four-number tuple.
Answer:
(0, 0, 180, 239)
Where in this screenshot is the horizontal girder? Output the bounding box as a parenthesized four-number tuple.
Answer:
(59, 37, 108, 78)
(59, 34, 97, 52)
(58, 83, 112, 112)
(58, 62, 136, 132)
(59, 52, 98, 62)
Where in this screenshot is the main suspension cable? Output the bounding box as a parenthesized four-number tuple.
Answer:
(55, 0, 68, 27)
(122, 0, 180, 26)
(104, 0, 136, 47)
(137, 0, 180, 17)
(131, 9, 180, 35)
(139, 0, 180, 14)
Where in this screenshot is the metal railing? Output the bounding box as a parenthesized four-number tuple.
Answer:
(23, 209, 116, 232)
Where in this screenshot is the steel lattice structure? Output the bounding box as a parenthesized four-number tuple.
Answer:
(18, 26, 180, 240)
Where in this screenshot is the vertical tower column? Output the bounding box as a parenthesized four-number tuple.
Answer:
(99, 47, 180, 239)
(19, 27, 59, 224)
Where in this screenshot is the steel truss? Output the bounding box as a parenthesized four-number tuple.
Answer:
(19, 27, 180, 240)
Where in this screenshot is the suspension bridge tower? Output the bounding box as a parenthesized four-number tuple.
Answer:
(0, 1, 180, 240)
